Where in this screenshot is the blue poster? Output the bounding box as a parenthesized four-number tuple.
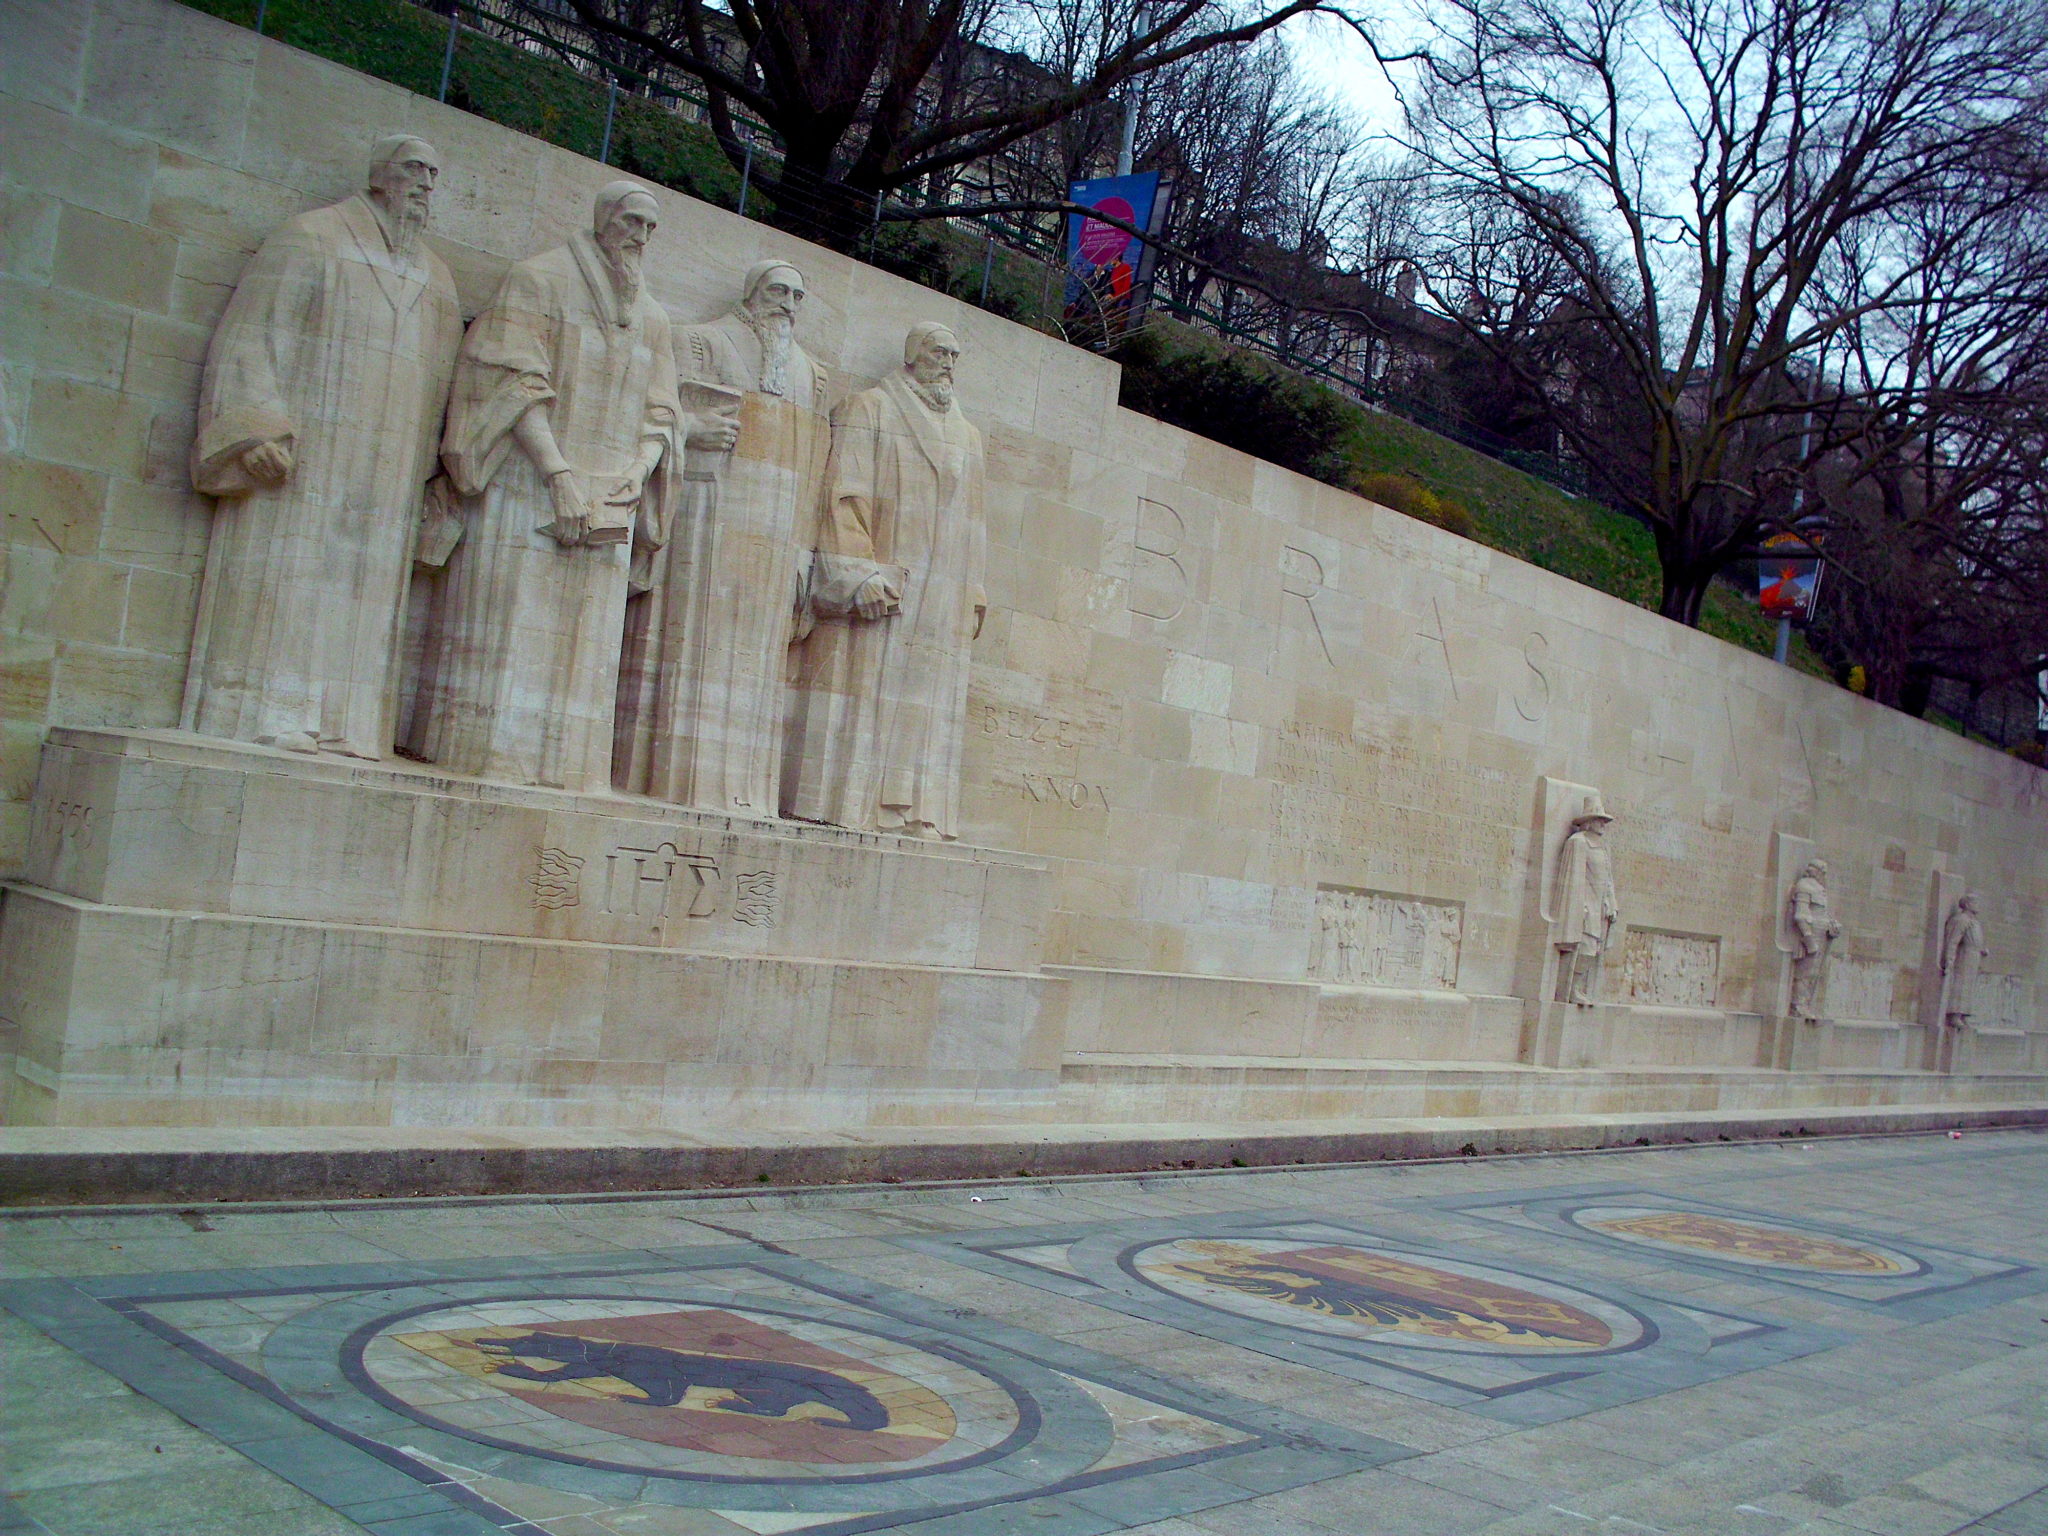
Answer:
(1066, 172, 1165, 332)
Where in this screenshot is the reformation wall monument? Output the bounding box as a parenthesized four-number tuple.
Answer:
(2, 0, 2045, 1138)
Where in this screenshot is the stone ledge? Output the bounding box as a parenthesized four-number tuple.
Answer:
(3, 1101, 2043, 1207)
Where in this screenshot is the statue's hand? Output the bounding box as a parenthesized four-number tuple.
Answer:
(545, 469, 591, 546)
(687, 414, 740, 452)
(242, 440, 294, 486)
(853, 573, 901, 622)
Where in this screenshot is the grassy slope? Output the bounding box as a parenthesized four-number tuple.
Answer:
(1345, 406, 1829, 673)
(183, 0, 744, 202)
(181, 0, 1827, 675)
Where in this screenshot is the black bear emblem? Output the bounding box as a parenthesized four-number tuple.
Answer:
(476, 1332, 891, 1430)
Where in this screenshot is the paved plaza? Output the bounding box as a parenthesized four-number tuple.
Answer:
(8, 1132, 2048, 1534)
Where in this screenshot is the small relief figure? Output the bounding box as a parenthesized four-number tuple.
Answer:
(1940, 891, 1989, 1030)
(1551, 793, 1619, 1005)
(409, 182, 683, 792)
(1317, 896, 1345, 979)
(186, 135, 462, 759)
(1334, 893, 1362, 981)
(1786, 859, 1843, 1019)
(784, 322, 988, 838)
(614, 259, 833, 815)
(1434, 905, 1463, 990)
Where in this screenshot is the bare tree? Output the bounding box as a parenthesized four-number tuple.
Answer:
(1800, 190, 2048, 709)
(1407, 0, 2048, 624)
(548, 0, 1374, 246)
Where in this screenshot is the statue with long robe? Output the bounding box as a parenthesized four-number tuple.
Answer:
(1940, 891, 1989, 1029)
(614, 259, 831, 814)
(1551, 793, 1619, 1004)
(184, 135, 461, 758)
(409, 182, 681, 792)
(784, 322, 987, 838)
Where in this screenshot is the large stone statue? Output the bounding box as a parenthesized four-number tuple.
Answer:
(1940, 891, 1990, 1029)
(1786, 858, 1843, 1018)
(409, 182, 682, 792)
(784, 322, 988, 838)
(185, 135, 461, 758)
(1551, 793, 1619, 1004)
(614, 260, 831, 814)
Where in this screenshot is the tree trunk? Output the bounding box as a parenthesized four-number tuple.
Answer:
(1901, 665, 1935, 718)
(1655, 562, 1711, 627)
(768, 148, 868, 252)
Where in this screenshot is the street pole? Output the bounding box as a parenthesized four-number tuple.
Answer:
(1115, 3, 1149, 175)
(599, 80, 618, 166)
(437, 10, 458, 103)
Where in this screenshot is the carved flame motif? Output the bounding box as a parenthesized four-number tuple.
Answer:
(732, 870, 778, 927)
(527, 846, 584, 909)
(1587, 1213, 1905, 1273)
(1145, 1241, 1614, 1349)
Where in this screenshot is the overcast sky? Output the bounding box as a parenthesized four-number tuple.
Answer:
(1286, 8, 1421, 144)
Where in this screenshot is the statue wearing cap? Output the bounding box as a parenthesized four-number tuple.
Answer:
(784, 322, 988, 838)
(184, 134, 462, 759)
(614, 258, 832, 814)
(409, 181, 683, 791)
(1786, 859, 1843, 1018)
(1551, 792, 1621, 1004)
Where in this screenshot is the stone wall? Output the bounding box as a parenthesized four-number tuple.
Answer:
(3, 0, 2044, 1110)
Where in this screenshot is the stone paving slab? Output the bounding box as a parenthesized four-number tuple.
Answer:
(8, 1132, 2048, 1532)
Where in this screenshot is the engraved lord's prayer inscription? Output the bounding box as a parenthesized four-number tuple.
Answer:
(1271, 724, 1518, 883)
(1314, 888, 1462, 989)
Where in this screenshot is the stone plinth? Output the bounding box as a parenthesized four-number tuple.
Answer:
(2, 729, 1063, 1129)
(1529, 1001, 1775, 1070)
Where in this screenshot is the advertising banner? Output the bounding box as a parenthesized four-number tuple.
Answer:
(1756, 530, 1824, 622)
(1065, 172, 1167, 338)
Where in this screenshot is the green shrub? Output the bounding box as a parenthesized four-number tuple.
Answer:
(1113, 329, 1359, 488)
(1351, 471, 1477, 539)
(180, 0, 742, 206)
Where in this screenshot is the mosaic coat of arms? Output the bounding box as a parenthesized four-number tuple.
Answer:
(1568, 1208, 1912, 1273)
(358, 1298, 998, 1477)
(1126, 1237, 1645, 1354)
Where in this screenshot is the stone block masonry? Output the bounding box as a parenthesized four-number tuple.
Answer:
(0, 0, 2042, 1133)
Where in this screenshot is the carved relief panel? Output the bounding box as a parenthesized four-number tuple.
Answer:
(1826, 957, 1902, 1023)
(1620, 928, 1721, 1009)
(1973, 973, 2029, 1029)
(1313, 887, 1462, 990)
